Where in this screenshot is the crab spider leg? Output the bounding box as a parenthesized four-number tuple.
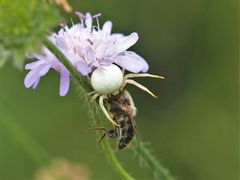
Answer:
(125, 79, 158, 98)
(99, 95, 120, 126)
(87, 91, 97, 96)
(90, 93, 101, 103)
(124, 73, 164, 80)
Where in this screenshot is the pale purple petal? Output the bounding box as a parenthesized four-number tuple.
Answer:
(26, 53, 46, 60)
(55, 37, 69, 50)
(39, 64, 51, 76)
(25, 61, 44, 70)
(102, 21, 112, 36)
(114, 32, 139, 54)
(24, 63, 51, 88)
(85, 46, 96, 64)
(24, 68, 42, 88)
(103, 33, 124, 56)
(114, 51, 149, 73)
(59, 69, 70, 96)
(85, 13, 92, 30)
(24, 71, 36, 88)
(32, 77, 40, 89)
(100, 58, 114, 66)
(75, 61, 92, 76)
(69, 24, 82, 32)
(111, 33, 124, 40)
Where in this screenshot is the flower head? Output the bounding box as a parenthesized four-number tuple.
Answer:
(24, 12, 149, 96)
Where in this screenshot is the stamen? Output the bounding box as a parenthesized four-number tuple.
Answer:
(70, 18, 74, 26)
(92, 13, 102, 30)
(59, 22, 66, 28)
(75, 11, 86, 20)
(95, 17, 100, 30)
(92, 13, 102, 18)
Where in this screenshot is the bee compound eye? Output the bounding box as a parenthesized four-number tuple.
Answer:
(90, 64, 123, 94)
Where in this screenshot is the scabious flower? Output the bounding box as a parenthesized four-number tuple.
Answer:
(24, 12, 149, 96)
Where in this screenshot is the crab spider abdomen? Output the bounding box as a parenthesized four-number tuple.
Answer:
(91, 64, 123, 94)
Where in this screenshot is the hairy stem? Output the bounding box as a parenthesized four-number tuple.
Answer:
(43, 37, 134, 180)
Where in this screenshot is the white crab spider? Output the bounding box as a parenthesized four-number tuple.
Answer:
(88, 64, 164, 126)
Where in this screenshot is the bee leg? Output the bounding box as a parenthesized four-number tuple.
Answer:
(88, 127, 116, 148)
(88, 127, 116, 138)
(124, 73, 164, 80)
(99, 95, 120, 126)
(124, 79, 158, 98)
(98, 133, 106, 146)
(97, 131, 115, 150)
(98, 130, 116, 144)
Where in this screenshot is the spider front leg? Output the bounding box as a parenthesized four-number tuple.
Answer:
(87, 92, 119, 126)
(121, 73, 164, 98)
(99, 95, 120, 127)
(124, 73, 164, 80)
(126, 79, 158, 98)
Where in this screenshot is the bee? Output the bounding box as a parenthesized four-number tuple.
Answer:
(89, 90, 137, 150)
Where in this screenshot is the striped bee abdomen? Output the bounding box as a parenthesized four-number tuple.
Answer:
(118, 114, 135, 149)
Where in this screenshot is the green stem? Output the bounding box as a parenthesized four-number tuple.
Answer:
(0, 101, 50, 166)
(43, 37, 134, 180)
(103, 140, 134, 180)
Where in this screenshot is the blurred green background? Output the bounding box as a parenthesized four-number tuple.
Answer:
(0, 0, 239, 179)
